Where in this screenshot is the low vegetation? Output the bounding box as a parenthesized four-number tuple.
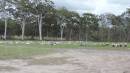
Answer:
(0, 41, 129, 59)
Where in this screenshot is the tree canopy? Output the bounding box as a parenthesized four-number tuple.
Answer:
(0, 0, 130, 42)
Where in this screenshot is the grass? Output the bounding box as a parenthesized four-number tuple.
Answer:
(0, 44, 52, 59)
(0, 41, 79, 59)
(0, 41, 129, 59)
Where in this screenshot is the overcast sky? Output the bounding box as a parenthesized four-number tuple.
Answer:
(52, 0, 130, 15)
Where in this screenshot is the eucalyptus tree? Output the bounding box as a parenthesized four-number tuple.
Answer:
(121, 9, 130, 42)
(56, 8, 80, 40)
(7, 0, 54, 40)
(99, 14, 113, 41)
(0, 0, 12, 40)
(99, 13, 127, 42)
(60, 22, 66, 40)
(10, 0, 32, 40)
(101, 13, 125, 42)
(44, 12, 59, 38)
(29, 0, 54, 40)
(56, 13, 66, 40)
(56, 8, 68, 40)
(111, 15, 125, 42)
(67, 12, 80, 40)
(80, 13, 99, 41)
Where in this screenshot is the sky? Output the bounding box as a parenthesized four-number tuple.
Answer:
(52, 0, 130, 15)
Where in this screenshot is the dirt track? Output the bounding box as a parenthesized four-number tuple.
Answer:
(0, 49, 130, 73)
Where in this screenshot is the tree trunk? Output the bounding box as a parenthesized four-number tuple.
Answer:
(79, 27, 82, 41)
(47, 29, 49, 38)
(107, 28, 110, 42)
(4, 19, 7, 40)
(39, 14, 43, 40)
(60, 27, 64, 40)
(21, 20, 25, 40)
(86, 33, 88, 42)
(69, 29, 72, 41)
(79, 30, 81, 41)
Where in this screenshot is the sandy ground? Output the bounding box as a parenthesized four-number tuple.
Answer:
(0, 49, 130, 73)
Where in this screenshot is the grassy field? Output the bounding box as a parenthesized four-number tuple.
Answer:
(0, 41, 129, 59)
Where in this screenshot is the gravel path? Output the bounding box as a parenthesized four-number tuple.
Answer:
(0, 49, 130, 73)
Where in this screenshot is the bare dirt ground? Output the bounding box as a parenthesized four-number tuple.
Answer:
(0, 49, 130, 73)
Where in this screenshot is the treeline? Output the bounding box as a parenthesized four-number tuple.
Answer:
(0, 0, 130, 42)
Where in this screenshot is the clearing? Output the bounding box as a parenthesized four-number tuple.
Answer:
(0, 48, 130, 73)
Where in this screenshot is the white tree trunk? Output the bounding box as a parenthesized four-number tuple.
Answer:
(60, 27, 64, 40)
(21, 20, 25, 40)
(4, 19, 7, 40)
(39, 14, 42, 40)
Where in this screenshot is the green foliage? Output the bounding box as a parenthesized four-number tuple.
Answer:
(0, 0, 130, 42)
